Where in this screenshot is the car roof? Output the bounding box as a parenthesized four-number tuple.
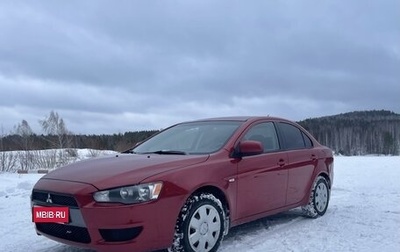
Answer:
(187, 116, 290, 123)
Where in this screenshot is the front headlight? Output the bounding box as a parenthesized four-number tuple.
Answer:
(93, 182, 163, 204)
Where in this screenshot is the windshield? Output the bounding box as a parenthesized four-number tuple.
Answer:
(133, 121, 242, 154)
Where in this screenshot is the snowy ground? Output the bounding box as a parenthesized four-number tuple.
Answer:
(0, 156, 399, 252)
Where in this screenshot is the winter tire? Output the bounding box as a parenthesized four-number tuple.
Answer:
(302, 176, 330, 218)
(169, 193, 225, 252)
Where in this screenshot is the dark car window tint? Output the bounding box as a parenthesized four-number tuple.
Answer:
(278, 123, 305, 149)
(302, 132, 313, 148)
(243, 122, 280, 152)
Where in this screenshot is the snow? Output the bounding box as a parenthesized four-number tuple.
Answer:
(1, 156, 399, 252)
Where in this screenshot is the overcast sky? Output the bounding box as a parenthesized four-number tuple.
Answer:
(0, 0, 399, 135)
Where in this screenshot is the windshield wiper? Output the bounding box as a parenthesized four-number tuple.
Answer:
(122, 149, 136, 154)
(142, 150, 188, 155)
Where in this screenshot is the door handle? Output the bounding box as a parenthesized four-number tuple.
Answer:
(311, 154, 317, 160)
(277, 159, 285, 167)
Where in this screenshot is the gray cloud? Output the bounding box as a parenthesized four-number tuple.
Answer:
(0, 0, 399, 134)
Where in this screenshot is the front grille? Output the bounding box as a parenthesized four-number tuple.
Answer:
(36, 223, 91, 244)
(32, 190, 78, 208)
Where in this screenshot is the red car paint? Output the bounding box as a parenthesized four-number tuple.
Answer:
(31, 117, 334, 252)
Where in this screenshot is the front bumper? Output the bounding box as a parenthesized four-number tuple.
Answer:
(32, 178, 180, 252)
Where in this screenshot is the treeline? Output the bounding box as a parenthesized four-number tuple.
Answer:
(0, 111, 159, 171)
(299, 110, 400, 155)
(0, 131, 159, 152)
(0, 111, 158, 152)
(2, 110, 400, 156)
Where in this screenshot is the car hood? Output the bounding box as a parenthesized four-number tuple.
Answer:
(42, 154, 209, 190)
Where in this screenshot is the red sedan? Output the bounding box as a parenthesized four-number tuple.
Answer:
(31, 116, 334, 252)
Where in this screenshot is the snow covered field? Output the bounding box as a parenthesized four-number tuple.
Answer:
(0, 156, 399, 252)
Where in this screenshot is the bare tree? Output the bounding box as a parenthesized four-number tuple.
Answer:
(33, 150, 57, 169)
(87, 149, 101, 158)
(39, 111, 74, 166)
(14, 120, 35, 170)
(0, 126, 17, 172)
(15, 120, 34, 149)
(0, 152, 17, 172)
(0, 125, 4, 152)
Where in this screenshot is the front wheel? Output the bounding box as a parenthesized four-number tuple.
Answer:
(302, 176, 330, 218)
(169, 193, 225, 252)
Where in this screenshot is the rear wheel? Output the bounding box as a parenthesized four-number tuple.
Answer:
(169, 193, 225, 252)
(302, 176, 330, 218)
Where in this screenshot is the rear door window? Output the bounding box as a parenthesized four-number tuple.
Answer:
(277, 123, 306, 150)
(302, 132, 313, 148)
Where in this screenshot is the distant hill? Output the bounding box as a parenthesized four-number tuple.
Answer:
(298, 110, 400, 155)
(2, 110, 399, 156)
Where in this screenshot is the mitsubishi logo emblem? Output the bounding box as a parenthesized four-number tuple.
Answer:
(46, 193, 53, 204)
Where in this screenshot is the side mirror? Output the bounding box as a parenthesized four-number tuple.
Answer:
(232, 140, 264, 158)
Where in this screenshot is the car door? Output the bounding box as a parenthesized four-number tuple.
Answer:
(236, 122, 289, 218)
(277, 122, 317, 205)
